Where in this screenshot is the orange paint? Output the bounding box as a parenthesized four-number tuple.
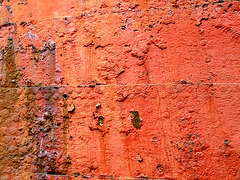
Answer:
(0, 0, 239, 179)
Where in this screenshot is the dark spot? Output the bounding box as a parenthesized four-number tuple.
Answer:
(95, 45, 103, 49)
(96, 103, 101, 109)
(121, 25, 126, 30)
(212, 0, 224, 4)
(137, 153, 143, 162)
(20, 21, 27, 27)
(224, 139, 229, 146)
(89, 165, 98, 172)
(70, 136, 73, 139)
(178, 79, 192, 85)
(27, 79, 32, 87)
(74, 172, 80, 177)
(130, 111, 142, 129)
(148, 25, 153, 28)
(93, 112, 97, 119)
(202, 4, 209, 8)
(157, 164, 164, 173)
(129, 3, 139, 9)
(62, 94, 68, 99)
(117, 70, 125, 77)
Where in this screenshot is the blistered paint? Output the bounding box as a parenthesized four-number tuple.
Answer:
(0, 0, 239, 179)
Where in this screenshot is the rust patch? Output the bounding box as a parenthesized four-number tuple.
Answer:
(43, 110, 55, 140)
(62, 93, 70, 152)
(0, 38, 21, 87)
(130, 111, 142, 129)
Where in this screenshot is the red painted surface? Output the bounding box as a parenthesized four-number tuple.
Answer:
(0, 0, 239, 179)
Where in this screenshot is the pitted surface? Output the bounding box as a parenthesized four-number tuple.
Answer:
(0, 0, 239, 179)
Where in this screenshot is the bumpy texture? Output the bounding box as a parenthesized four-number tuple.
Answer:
(0, 0, 239, 179)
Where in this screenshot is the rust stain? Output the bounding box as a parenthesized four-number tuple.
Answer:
(0, 38, 20, 88)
